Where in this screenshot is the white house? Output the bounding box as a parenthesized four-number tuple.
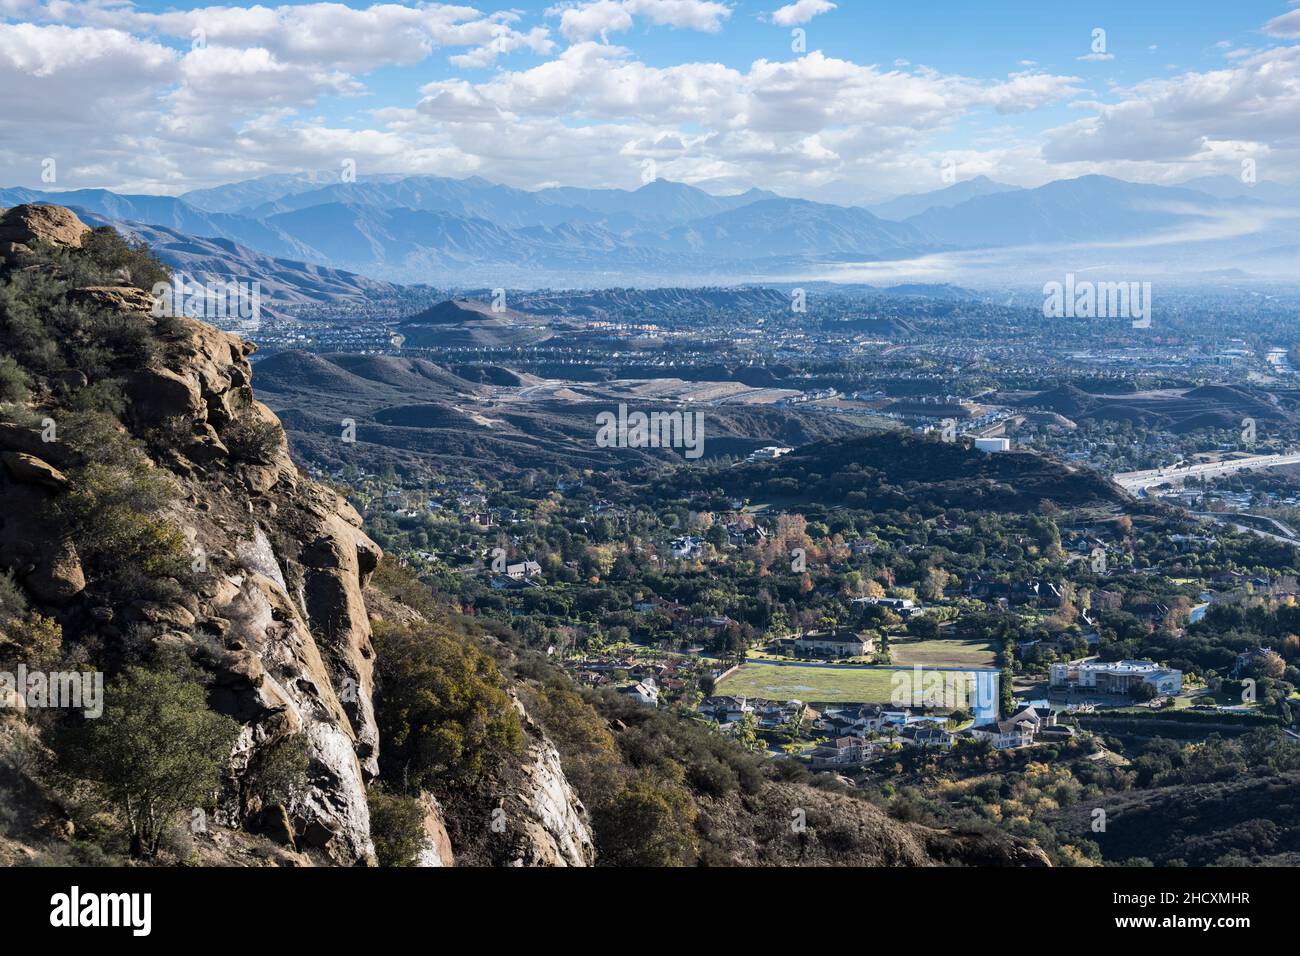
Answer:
(1050, 659, 1182, 695)
(968, 707, 1042, 749)
(671, 536, 704, 559)
(620, 678, 660, 707)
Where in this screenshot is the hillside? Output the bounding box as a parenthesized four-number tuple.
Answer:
(252, 347, 871, 478)
(1051, 770, 1300, 866)
(0, 205, 592, 867)
(664, 430, 1130, 512)
(1019, 382, 1289, 433)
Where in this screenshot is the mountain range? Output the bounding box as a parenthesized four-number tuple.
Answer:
(3, 171, 1298, 289)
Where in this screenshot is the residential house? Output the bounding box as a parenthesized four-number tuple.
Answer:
(816, 704, 888, 737)
(793, 628, 875, 660)
(700, 695, 755, 725)
(968, 717, 1036, 750)
(809, 737, 873, 768)
(901, 724, 955, 749)
(506, 560, 542, 580)
(619, 678, 660, 707)
(671, 536, 705, 559)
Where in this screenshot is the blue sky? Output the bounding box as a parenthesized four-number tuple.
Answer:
(3, 0, 1299, 198)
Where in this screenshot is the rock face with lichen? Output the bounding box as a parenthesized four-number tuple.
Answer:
(114, 306, 383, 862)
(0, 204, 382, 863)
(498, 695, 595, 867)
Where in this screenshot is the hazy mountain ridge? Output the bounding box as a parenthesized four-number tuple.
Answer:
(867, 175, 1022, 220)
(6, 171, 1298, 287)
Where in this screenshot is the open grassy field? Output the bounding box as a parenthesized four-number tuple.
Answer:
(891, 637, 996, 668)
(717, 661, 903, 703)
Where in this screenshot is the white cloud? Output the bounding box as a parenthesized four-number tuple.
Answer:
(1045, 45, 1300, 166)
(1263, 5, 1300, 38)
(0, 22, 175, 123)
(771, 0, 836, 28)
(548, 0, 730, 42)
(449, 25, 555, 68)
(13, 1, 553, 73)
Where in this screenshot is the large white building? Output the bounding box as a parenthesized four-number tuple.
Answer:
(1050, 659, 1182, 695)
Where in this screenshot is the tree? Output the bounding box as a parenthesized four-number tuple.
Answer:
(1130, 681, 1158, 702)
(65, 667, 239, 857)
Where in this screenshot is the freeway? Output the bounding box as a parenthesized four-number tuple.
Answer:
(1113, 451, 1300, 493)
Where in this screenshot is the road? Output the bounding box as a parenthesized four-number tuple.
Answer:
(1113, 451, 1300, 493)
(1192, 512, 1300, 548)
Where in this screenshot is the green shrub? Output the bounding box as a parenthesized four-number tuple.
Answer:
(367, 788, 427, 866)
(78, 227, 172, 292)
(51, 451, 192, 598)
(223, 415, 283, 464)
(242, 735, 308, 811)
(0, 613, 62, 671)
(0, 356, 28, 403)
(0, 571, 27, 626)
(373, 619, 523, 791)
(590, 777, 698, 867)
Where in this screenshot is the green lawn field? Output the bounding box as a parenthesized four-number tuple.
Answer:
(717, 662, 903, 703)
(891, 637, 996, 668)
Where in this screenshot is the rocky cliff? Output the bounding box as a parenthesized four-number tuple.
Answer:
(0, 204, 594, 866)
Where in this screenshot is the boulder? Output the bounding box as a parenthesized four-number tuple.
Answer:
(126, 366, 205, 427)
(0, 422, 68, 466)
(183, 422, 230, 464)
(0, 451, 67, 490)
(0, 241, 31, 265)
(126, 601, 197, 629)
(0, 205, 89, 250)
(22, 537, 85, 603)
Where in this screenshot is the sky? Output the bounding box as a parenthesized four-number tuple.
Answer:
(2, 0, 1299, 199)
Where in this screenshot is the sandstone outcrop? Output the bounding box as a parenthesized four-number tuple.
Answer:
(0, 456, 84, 603)
(123, 313, 385, 863)
(0, 204, 90, 260)
(0, 215, 386, 862)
